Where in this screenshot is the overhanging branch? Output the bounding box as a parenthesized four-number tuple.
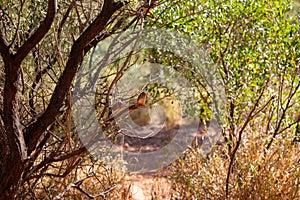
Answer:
(24, 0, 126, 154)
(15, 0, 57, 63)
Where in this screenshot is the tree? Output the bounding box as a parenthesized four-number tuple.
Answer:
(0, 0, 161, 198)
(159, 0, 300, 198)
(2, 0, 299, 199)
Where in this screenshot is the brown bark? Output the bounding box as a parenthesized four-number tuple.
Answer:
(0, 61, 26, 199)
(0, 0, 126, 198)
(24, 0, 125, 154)
(0, 1, 57, 198)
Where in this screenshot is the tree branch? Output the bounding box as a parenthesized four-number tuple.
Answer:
(24, 0, 126, 154)
(15, 0, 57, 63)
(225, 77, 270, 197)
(0, 33, 13, 62)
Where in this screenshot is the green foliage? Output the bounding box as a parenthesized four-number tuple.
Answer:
(150, 0, 300, 130)
(147, 0, 300, 198)
(1, 0, 300, 198)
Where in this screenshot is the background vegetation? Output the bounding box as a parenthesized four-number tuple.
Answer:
(0, 0, 299, 199)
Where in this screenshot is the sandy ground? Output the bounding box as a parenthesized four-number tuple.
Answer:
(124, 172, 174, 200)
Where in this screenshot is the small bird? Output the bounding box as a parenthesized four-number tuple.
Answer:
(137, 92, 147, 106)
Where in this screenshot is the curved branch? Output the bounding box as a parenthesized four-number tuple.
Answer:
(24, 0, 126, 154)
(15, 0, 57, 63)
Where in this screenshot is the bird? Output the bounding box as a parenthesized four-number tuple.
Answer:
(137, 92, 147, 106)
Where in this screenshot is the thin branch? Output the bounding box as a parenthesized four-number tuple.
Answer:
(225, 77, 270, 197)
(15, 0, 57, 63)
(24, 0, 126, 154)
(265, 79, 300, 151)
(57, 2, 74, 41)
(24, 147, 86, 182)
(8, 0, 25, 48)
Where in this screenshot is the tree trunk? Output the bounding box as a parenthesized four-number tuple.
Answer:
(0, 61, 27, 199)
(0, 1, 125, 198)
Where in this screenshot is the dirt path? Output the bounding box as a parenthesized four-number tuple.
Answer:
(115, 121, 216, 199)
(125, 172, 174, 200)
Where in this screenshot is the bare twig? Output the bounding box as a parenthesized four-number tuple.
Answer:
(24, 0, 126, 154)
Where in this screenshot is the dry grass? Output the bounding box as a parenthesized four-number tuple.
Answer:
(15, 117, 300, 199)
(168, 126, 300, 199)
